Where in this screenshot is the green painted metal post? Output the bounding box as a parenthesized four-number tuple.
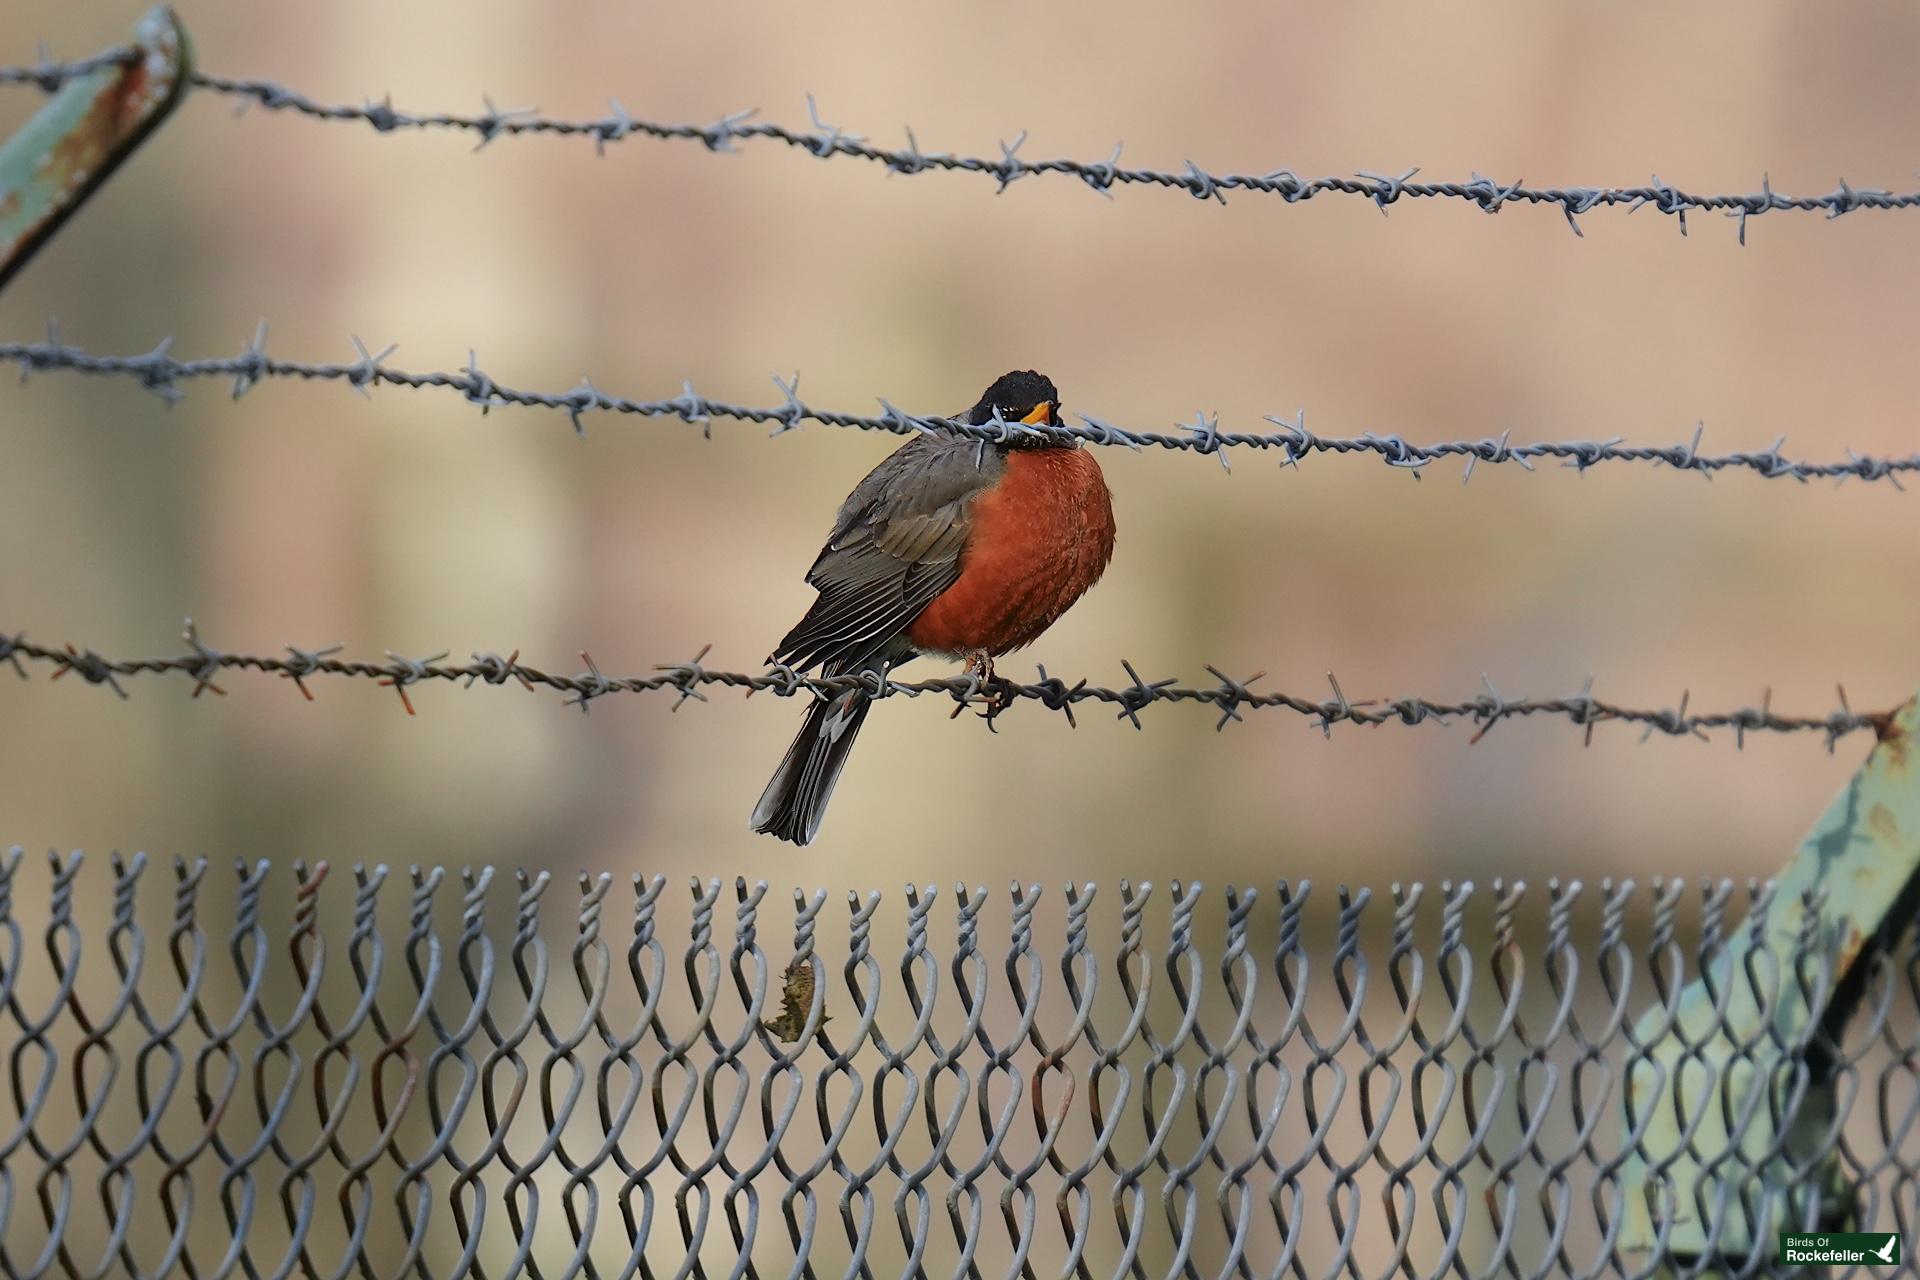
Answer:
(1620, 694, 1920, 1271)
(0, 7, 191, 291)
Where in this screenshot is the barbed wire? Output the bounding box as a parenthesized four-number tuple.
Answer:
(0, 621, 1893, 747)
(4, 325, 1912, 486)
(0, 47, 139, 86)
(4, 49, 1914, 239)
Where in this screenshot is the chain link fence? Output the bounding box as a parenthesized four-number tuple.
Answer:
(1, 851, 1915, 1279)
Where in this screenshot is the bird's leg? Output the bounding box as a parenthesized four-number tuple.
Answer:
(951, 648, 992, 720)
(963, 648, 996, 685)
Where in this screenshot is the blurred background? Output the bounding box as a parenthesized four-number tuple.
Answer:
(9, 7, 1920, 1278)
(3, 0, 1918, 890)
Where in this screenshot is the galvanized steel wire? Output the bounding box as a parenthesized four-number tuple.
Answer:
(0, 852, 1914, 1280)
(0, 624, 1893, 746)
(4, 50, 1916, 238)
(3, 328, 1915, 487)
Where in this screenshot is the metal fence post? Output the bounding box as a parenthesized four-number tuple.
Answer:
(1619, 692, 1920, 1269)
(0, 6, 191, 290)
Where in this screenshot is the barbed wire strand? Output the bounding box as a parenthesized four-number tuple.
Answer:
(3, 327, 1911, 487)
(3, 49, 1913, 240)
(0, 622, 1893, 749)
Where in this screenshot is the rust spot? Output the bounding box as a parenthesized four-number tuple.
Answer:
(1875, 714, 1910, 769)
(44, 78, 127, 193)
(1837, 924, 1868, 974)
(1869, 802, 1901, 843)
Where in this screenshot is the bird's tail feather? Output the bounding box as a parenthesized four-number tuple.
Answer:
(751, 686, 874, 845)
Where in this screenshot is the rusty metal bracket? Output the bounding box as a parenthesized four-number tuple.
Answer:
(1621, 693, 1920, 1268)
(0, 7, 191, 291)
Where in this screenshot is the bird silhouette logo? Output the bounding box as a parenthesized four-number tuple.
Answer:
(1870, 1235, 1899, 1265)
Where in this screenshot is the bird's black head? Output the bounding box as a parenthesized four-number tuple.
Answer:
(964, 371, 1061, 434)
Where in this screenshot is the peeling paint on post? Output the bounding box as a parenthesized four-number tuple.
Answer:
(1620, 692, 1920, 1272)
(0, 7, 191, 291)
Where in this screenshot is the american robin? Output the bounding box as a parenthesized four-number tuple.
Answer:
(752, 371, 1117, 845)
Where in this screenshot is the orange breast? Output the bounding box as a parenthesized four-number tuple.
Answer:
(906, 447, 1115, 657)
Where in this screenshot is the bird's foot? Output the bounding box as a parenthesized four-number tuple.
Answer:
(949, 649, 1012, 731)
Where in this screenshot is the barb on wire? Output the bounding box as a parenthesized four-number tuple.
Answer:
(4, 329, 1914, 486)
(0, 623, 1894, 748)
(4, 52, 1917, 236)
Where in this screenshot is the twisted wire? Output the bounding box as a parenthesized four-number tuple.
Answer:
(2, 328, 1913, 486)
(3, 51, 1913, 237)
(0, 624, 1894, 747)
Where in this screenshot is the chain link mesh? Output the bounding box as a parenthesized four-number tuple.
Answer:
(0, 850, 1914, 1280)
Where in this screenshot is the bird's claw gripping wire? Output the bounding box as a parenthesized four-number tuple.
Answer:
(950, 649, 1014, 731)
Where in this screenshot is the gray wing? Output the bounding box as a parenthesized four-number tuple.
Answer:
(772, 434, 1003, 674)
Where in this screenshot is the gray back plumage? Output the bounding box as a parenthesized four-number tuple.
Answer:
(772, 434, 1004, 675)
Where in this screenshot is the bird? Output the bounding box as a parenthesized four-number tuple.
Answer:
(751, 370, 1116, 845)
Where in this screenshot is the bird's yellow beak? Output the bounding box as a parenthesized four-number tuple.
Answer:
(1019, 401, 1054, 425)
